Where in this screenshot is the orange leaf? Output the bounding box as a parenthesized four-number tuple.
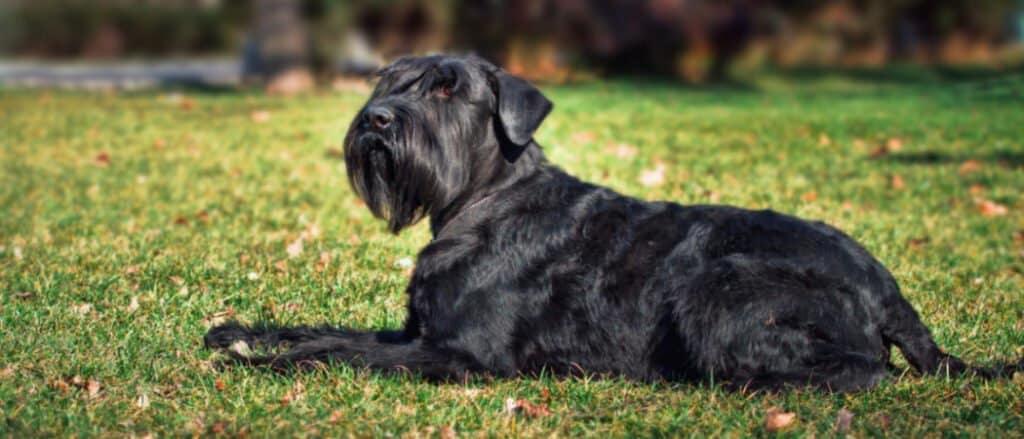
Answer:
(214, 379, 227, 391)
(890, 175, 905, 190)
(572, 131, 597, 143)
(959, 160, 983, 176)
(977, 199, 1008, 217)
(802, 191, 818, 202)
(765, 406, 796, 431)
(250, 110, 271, 123)
(94, 151, 111, 167)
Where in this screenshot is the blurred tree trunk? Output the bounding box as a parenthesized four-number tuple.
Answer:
(243, 0, 314, 94)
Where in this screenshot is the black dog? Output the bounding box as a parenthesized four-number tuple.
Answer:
(206, 55, 1022, 392)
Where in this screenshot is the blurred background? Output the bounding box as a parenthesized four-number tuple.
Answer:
(1, 0, 1024, 91)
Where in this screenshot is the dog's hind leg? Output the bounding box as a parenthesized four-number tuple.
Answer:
(735, 349, 888, 393)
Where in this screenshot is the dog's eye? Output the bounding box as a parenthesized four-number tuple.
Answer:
(435, 83, 454, 98)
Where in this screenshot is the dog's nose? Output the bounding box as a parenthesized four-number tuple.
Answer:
(364, 106, 393, 130)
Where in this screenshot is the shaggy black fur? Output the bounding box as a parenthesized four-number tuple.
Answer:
(206, 55, 1023, 392)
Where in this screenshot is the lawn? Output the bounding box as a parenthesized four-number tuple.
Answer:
(1, 75, 1022, 436)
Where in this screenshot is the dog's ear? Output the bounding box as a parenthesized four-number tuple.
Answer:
(492, 70, 553, 162)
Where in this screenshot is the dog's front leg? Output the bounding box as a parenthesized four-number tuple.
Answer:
(205, 322, 480, 379)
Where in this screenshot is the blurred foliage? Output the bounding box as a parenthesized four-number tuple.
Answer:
(1, 0, 1022, 80)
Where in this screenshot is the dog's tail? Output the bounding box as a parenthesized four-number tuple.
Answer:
(882, 293, 1024, 380)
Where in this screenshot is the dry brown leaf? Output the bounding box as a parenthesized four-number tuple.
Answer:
(153, 138, 166, 149)
(94, 151, 111, 167)
(274, 259, 288, 272)
(126, 296, 140, 314)
(908, 237, 930, 250)
(572, 131, 597, 143)
(195, 210, 210, 223)
(316, 251, 331, 272)
(280, 381, 305, 405)
(179, 97, 195, 111)
(1013, 230, 1024, 244)
(802, 191, 818, 202)
(835, 408, 854, 433)
(841, 200, 854, 211)
(214, 379, 228, 391)
(505, 397, 552, 418)
(639, 163, 666, 187)
(765, 406, 796, 432)
(969, 184, 985, 195)
(250, 110, 271, 123)
(173, 216, 189, 226)
(14, 291, 35, 300)
(977, 199, 1008, 217)
(286, 237, 304, 259)
(891, 175, 905, 190)
(211, 422, 227, 434)
(328, 409, 345, 423)
(540, 387, 551, 403)
(959, 160, 983, 176)
(86, 379, 101, 398)
(869, 146, 890, 158)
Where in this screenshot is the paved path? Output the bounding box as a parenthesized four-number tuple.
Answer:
(0, 59, 241, 90)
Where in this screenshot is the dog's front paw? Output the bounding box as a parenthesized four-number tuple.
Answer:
(204, 321, 253, 350)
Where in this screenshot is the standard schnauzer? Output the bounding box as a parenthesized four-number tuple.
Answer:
(206, 55, 1022, 391)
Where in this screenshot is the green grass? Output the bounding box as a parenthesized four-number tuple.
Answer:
(1, 77, 1022, 437)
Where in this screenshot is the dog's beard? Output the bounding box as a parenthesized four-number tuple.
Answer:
(344, 118, 461, 233)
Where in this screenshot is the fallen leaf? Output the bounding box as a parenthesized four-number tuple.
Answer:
(1014, 230, 1024, 244)
(316, 252, 331, 272)
(211, 422, 226, 434)
(123, 265, 140, 275)
(977, 199, 1008, 217)
(14, 291, 34, 300)
(802, 191, 818, 202)
(72, 303, 93, 315)
(504, 397, 552, 418)
(214, 379, 228, 391)
(886, 138, 904, 151)
(195, 211, 210, 222)
(606, 142, 637, 159)
(818, 134, 831, 146)
(173, 216, 189, 226)
(841, 200, 854, 210)
(169, 276, 185, 286)
(153, 138, 166, 149)
(286, 237, 304, 259)
(94, 151, 111, 167)
(765, 406, 796, 432)
(325, 147, 344, 159)
(250, 110, 271, 123)
(179, 97, 195, 111)
(86, 379, 101, 398)
(890, 175, 905, 190)
(126, 296, 140, 314)
(0, 364, 15, 379)
(908, 237, 930, 249)
(328, 409, 344, 423)
(869, 146, 889, 158)
(280, 381, 305, 405)
(540, 387, 551, 403)
(136, 393, 151, 409)
(835, 408, 854, 433)
(969, 184, 985, 195)
(440, 425, 457, 439)
(639, 163, 666, 187)
(273, 259, 288, 272)
(959, 160, 983, 176)
(572, 131, 597, 143)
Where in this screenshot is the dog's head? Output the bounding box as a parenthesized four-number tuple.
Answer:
(343, 55, 552, 233)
